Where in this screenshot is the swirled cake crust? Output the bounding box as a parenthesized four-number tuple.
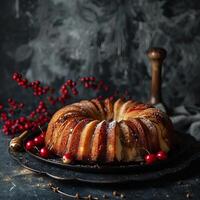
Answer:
(45, 98, 175, 163)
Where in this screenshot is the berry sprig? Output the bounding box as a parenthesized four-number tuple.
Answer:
(80, 77, 109, 92)
(7, 98, 24, 116)
(1, 72, 129, 135)
(12, 72, 51, 96)
(58, 79, 78, 104)
(1, 99, 50, 135)
(47, 76, 113, 105)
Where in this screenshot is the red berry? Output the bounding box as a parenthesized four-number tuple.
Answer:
(5, 120, 12, 127)
(18, 79, 28, 87)
(19, 116, 26, 123)
(8, 98, 13, 103)
(2, 126, 9, 134)
(109, 96, 114, 101)
(71, 81, 76, 87)
(156, 151, 168, 161)
(18, 103, 24, 108)
(34, 136, 44, 146)
(40, 132, 46, 139)
(61, 85, 66, 91)
(24, 122, 31, 129)
(35, 80, 40, 85)
(84, 82, 89, 88)
(80, 77, 85, 82)
(145, 154, 157, 165)
(12, 73, 18, 80)
(72, 88, 78, 95)
(29, 111, 36, 118)
(89, 76, 95, 81)
(62, 153, 73, 164)
(1, 112, 8, 121)
(16, 78, 21, 82)
(18, 125, 24, 131)
(66, 79, 73, 86)
(36, 108, 40, 113)
(39, 147, 49, 158)
(62, 89, 68, 95)
(25, 140, 35, 151)
(12, 72, 22, 80)
(12, 105, 17, 110)
(37, 91, 42, 96)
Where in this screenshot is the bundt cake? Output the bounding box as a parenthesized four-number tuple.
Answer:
(45, 98, 175, 163)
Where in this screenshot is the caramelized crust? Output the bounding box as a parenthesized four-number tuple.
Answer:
(77, 120, 99, 161)
(106, 121, 122, 162)
(57, 117, 84, 155)
(66, 119, 91, 157)
(128, 118, 149, 151)
(45, 98, 175, 163)
(74, 100, 100, 120)
(139, 118, 160, 152)
(91, 99, 106, 120)
(104, 98, 114, 121)
(90, 121, 107, 161)
(113, 98, 124, 121)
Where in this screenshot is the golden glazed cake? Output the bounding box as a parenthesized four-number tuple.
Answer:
(45, 98, 175, 163)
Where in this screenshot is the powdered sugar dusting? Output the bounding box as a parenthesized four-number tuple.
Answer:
(140, 118, 154, 130)
(107, 120, 116, 132)
(96, 121, 104, 129)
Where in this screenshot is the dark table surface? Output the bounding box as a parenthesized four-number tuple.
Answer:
(1, 132, 200, 200)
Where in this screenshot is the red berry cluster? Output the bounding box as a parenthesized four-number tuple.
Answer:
(80, 77, 109, 92)
(31, 81, 50, 96)
(59, 79, 78, 104)
(2, 116, 30, 134)
(7, 98, 24, 115)
(47, 77, 111, 105)
(25, 132, 49, 158)
(29, 101, 50, 132)
(1, 112, 8, 121)
(12, 72, 28, 88)
(12, 72, 51, 96)
(1, 98, 50, 134)
(0, 72, 127, 136)
(80, 77, 112, 100)
(45, 79, 78, 105)
(80, 76, 96, 89)
(35, 101, 48, 115)
(145, 151, 168, 165)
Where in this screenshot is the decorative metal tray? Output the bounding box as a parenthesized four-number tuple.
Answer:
(9, 131, 200, 183)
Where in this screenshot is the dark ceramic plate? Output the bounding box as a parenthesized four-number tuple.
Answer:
(8, 130, 200, 183)
(22, 131, 186, 173)
(9, 132, 200, 183)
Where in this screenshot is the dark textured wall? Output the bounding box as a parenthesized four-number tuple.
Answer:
(1, 0, 200, 107)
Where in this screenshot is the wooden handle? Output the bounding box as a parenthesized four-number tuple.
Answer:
(147, 47, 167, 105)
